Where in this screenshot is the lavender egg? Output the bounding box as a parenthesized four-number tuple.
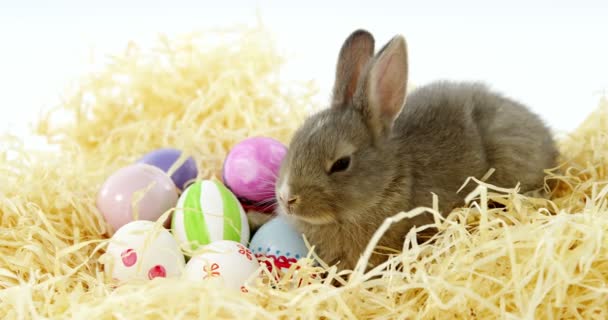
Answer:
(222, 137, 287, 213)
(137, 148, 198, 191)
(97, 164, 179, 234)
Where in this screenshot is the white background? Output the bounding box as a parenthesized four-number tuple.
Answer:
(1, 0, 607, 147)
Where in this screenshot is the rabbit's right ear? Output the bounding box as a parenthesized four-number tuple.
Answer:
(360, 35, 408, 140)
(331, 29, 375, 108)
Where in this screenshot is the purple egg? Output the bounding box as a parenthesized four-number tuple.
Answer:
(137, 148, 198, 190)
(97, 163, 179, 234)
(222, 137, 287, 211)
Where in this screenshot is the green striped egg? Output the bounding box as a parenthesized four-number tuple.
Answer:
(171, 180, 250, 250)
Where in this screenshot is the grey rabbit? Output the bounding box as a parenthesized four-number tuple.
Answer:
(274, 29, 559, 271)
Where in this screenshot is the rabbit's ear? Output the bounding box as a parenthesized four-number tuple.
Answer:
(331, 29, 375, 108)
(361, 35, 408, 138)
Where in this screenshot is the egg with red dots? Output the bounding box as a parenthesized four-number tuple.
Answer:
(222, 136, 287, 213)
(249, 215, 309, 272)
(104, 220, 185, 282)
(184, 240, 261, 292)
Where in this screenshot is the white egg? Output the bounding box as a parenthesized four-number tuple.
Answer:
(104, 220, 185, 282)
(184, 240, 261, 291)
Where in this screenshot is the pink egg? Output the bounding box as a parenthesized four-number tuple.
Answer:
(222, 137, 287, 213)
(97, 163, 179, 233)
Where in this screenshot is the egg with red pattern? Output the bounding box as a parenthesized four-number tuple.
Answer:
(183, 240, 261, 291)
(104, 220, 185, 282)
(249, 215, 309, 272)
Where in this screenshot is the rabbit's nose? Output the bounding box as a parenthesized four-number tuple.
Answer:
(287, 196, 299, 206)
(286, 196, 299, 212)
(278, 193, 299, 214)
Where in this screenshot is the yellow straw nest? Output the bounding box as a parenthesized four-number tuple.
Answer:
(1, 24, 607, 319)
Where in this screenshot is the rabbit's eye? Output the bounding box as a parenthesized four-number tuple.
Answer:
(329, 156, 351, 174)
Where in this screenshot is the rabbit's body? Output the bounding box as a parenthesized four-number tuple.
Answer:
(275, 30, 558, 271)
(397, 81, 557, 212)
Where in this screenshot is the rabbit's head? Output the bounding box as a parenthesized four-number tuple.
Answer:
(275, 29, 409, 225)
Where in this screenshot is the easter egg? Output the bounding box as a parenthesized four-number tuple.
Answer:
(137, 148, 198, 190)
(172, 180, 250, 251)
(104, 220, 185, 282)
(184, 240, 260, 291)
(249, 215, 308, 271)
(222, 137, 287, 213)
(97, 163, 179, 233)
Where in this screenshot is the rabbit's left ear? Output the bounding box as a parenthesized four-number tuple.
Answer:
(331, 29, 375, 108)
(360, 35, 408, 138)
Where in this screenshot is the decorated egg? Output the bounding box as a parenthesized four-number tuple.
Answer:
(104, 220, 185, 282)
(97, 163, 179, 233)
(137, 148, 198, 190)
(171, 180, 250, 251)
(249, 215, 309, 271)
(222, 136, 287, 213)
(184, 240, 260, 291)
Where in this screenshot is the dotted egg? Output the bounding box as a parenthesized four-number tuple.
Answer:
(104, 220, 185, 282)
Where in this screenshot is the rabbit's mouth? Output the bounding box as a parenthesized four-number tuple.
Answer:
(276, 199, 336, 225)
(292, 212, 337, 225)
(280, 205, 337, 225)
(275, 177, 338, 225)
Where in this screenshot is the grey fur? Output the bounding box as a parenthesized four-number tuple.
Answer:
(275, 29, 559, 271)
